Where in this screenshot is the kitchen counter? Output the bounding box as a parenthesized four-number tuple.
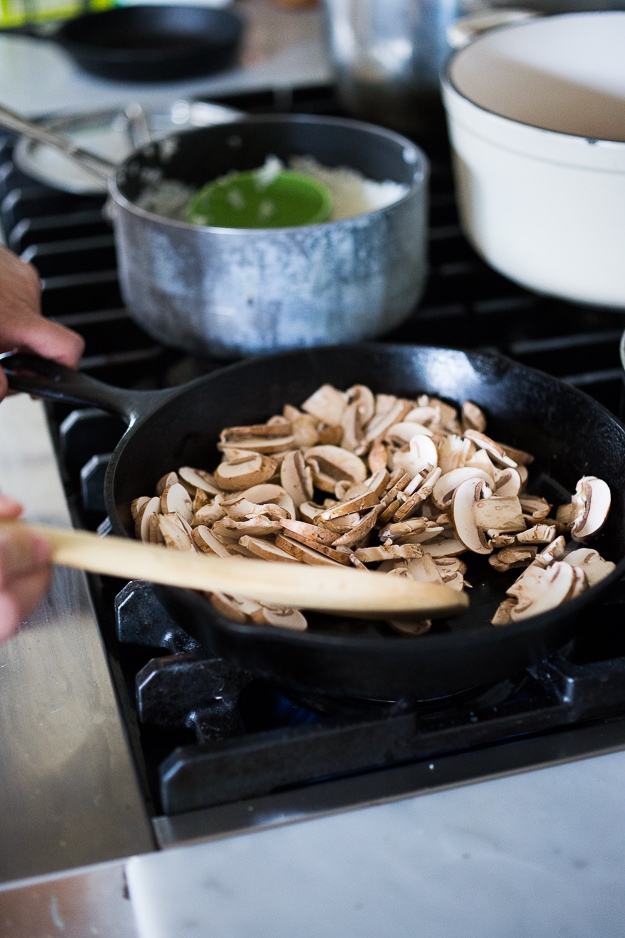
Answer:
(0, 0, 331, 118)
(0, 4, 624, 936)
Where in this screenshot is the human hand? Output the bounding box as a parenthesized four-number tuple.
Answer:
(0, 244, 85, 401)
(0, 494, 52, 643)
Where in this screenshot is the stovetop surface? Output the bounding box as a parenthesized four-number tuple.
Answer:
(3, 84, 625, 841)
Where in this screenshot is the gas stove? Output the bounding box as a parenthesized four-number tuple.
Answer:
(2, 82, 625, 904)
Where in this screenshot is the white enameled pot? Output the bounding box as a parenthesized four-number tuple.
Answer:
(441, 11, 625, 309)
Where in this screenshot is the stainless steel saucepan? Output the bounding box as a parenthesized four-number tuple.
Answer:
(0, 104, 429, 359)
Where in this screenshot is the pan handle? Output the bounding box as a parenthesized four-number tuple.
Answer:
(0, 352, 171, 426)
(0, 103, 114, 185)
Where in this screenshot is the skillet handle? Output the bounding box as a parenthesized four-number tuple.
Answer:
(0, 352, 168, 425)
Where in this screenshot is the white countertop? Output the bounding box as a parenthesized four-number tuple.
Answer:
(127, 749, 625, 938)
(0, 0, 332, 118)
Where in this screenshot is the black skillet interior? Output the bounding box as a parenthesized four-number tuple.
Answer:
(102, 343, 625, 699)
(52, 5, 244, 82)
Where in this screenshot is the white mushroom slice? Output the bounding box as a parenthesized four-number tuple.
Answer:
(392, 434, 438, 478)
(192, 498, 227, 527)
(148, 512, 165, 545)
(131, 495, 150, 521)
(249, 604, 308, 631)
(305, 445, 368, 491)
(493, 467, 522, 498)
(192, 525, 233, 558)
(379, 518, 431, 543)
(218, 433, 294, 455)
(280, 518, 338, 545)
(159, 513, 196, 551)
(500, 443, 535, 467)
(569, 476, 612, 542)
(404, 404, 440, 427)
(437, 434, 474, 473)
(301, 383, 347, 426)
(282, 407, 321, 448)
(222, 497, 279, 521)
(330, 507, 383, 548)
(473, 495, 526, 534)
(209, 592, 256, 623)
(219, 421, 294, 447)
(192, 488, 210, 512)
(507, 560, 585, 621)
(160, 482, 193, 523)
(364, 468, 391, 497)
(274, 534, 347, 567)
(155, 471, 179, 496)
(384, 421, 434, 445)
(451, 478, 494, 555)
(212, 516, 283, 540)
(533, 535, 567, 568)
(238, 536, 299, 563)
(463, 430, 517, 468)
(491, 598, 516, 626)
(432, 556, 468, 582)
(353, 543, 424, 564)
(232, 483, 286, 506)
(213, 453, 277, 491)
(489, 546, 537, 573)
(403, 553, 446, 585)
(317, 491, 380, 520)
(340, 400, 368, 455)
(178, 466, 222, 496)
(368, 438, 389, 474)
(432, 467, 493, 510)
(280, 449, 313, 508)
(298, 501, 326, 523)
(346, 384, 376, 425)
(364, 396, 411, 441)
(461, 400, 487, 433)
(564, 548, 616, 587)
(520, 494, 553, 521)
(417, 534, 468, 558)
(387, 618, 432, 636)
(137, 495, 162, 543)
(428, 397, 461, 433)
(465, 448, 497, 482)
(515, 524, 557, 545)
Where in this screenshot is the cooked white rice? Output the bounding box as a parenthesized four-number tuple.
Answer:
(135, 156, 409, 225)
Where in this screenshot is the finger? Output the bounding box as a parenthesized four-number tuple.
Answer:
(0, 529, 51, 588)
(0, 566, 53, 643)
(0, 494, 24, 519)
(17, 319, 85, 369)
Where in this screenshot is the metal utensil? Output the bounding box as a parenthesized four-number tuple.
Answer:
(2, 521, 468, 620)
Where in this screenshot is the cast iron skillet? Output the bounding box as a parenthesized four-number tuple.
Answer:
(10, 5, 244, 82)
(5, 344, 625, 700)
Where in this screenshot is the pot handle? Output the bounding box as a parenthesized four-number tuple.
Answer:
(0, 352, 169, 426)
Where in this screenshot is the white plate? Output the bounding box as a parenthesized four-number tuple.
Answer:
(14, 100, 240, 194)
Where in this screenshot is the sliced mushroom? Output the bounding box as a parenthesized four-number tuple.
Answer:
(178, 466, 222, 496)
(505, 561, 585, 621)
(450, 479, 494, 555)
(249, 604, 308, 631)
(301, 383, 347, 426)
(280, 449, 314, 508)
(463, 429, 517, 468)
(569, 476, 611, 542)
(431, 466, 493, 510)
(213, 453, 277, 491)
(160, 482, 193, 523)
(564, 547, 616, 587)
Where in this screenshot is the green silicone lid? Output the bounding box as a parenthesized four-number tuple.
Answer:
(186, 168, 333, 229)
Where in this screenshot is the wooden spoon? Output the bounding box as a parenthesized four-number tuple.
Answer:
(3, 521, 469, 620)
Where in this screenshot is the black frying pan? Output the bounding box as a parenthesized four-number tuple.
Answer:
(9, 5, 244, 82)
(5, 344, 625, 700)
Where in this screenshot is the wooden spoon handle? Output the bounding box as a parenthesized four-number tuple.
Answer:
(4, 521, 469, 619)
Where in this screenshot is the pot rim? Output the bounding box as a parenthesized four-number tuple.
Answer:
(108, 112, 430, 235)
(443, 10, 625, 152)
